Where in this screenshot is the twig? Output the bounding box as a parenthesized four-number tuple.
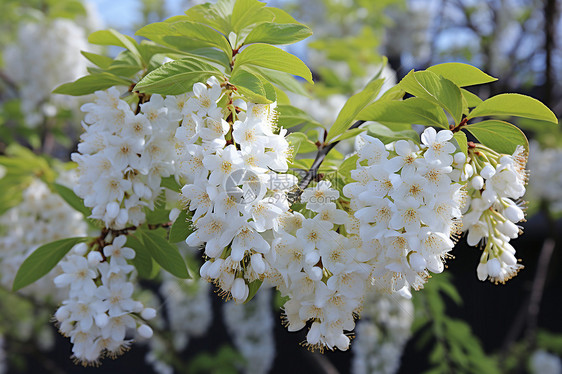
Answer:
(291, 120, 365, 202)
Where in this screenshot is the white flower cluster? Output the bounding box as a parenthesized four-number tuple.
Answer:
(0, 178, 87, 300)
(344, 128, 464, 295)
(527, 141, 562, 212)
(223, 289, 275, 374)
(53, 236, 156, 365)
(3, 18, 90, 127)
(265, 181, 369, 351)
(159, 274, 212, 351)
(181, 78, 296, 303)
(530, 349, 562, 374)
(462, 144, 528, 284)
(351, 292, 413, 374)
(73, 87, 181, 229)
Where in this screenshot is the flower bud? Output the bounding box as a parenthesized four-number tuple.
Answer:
(500, 251, 517, 266)
(137, 324, 153, 339)
(487, 258, 501, 277)
(477, 262, 488, 281)
(471, 176, 484, 190)
(504, 205, 524, 223)
(87, 251, 103, 266)
(169, 208, 180, 222)
(73, 242, 88, 255)
(481, 164, 496, 179)
(454, 152, 466, 165)
(498, 220, 519, 239)
(141, 308, 157, 320)
(106, 201, 120, 219)
(251, 253, 266, 274)
(408, 252, 427, 272)
(231, 278, 248, 302)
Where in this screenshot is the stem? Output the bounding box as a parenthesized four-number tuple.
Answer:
(291, 120, 365, 201)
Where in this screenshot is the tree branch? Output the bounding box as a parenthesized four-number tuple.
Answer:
(290, 120, 365, 202)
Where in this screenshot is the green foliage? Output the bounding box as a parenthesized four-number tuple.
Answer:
(325, 78, 385, 142)
(134, 58, 223, 95)
(126, 234, 155, 279)
(366, 123, 419, 144)
(230, 68, 275, 104)
(427, 63, 497, 87)
(0, 145, 55, 215)
(244, 279, 263, 304)
(453, 131, 468, 157)
(188, 345, 245, 374)
(140, 228, 190, 279)
(467, 93, 558, 124)
(413, 274, 500, 374)
(233, 44, 313, 84)
(465, 120, 529, 154)
(287, 132, 318, 155)
(244, 23, 312, 45)
(277, 104, 322, 128)
(169, 210, 194, 243)
(12, 237, 90, 291)
(53, 73, 132, 96)
(359, 97, 449, 129)
(52, 183, 92, 218)
(399, 70, 463, 125)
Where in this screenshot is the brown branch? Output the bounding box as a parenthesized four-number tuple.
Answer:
(290, 120, 365, 202)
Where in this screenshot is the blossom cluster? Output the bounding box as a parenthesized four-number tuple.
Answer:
(351, 292, 414, 374)
(181, 78, 296, 303)
(0, 177, 87, 300)
(53, 236, 156, 365)
(462, 144, 528, 283)
(3, 18, 90, 127)
(72, 87, 181, 229)
(344, 128, 465, 295)
(264, 180, 370, 351)
(223, 289, 275, 374)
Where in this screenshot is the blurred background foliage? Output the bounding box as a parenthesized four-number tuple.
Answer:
(0, 0, 561, 373)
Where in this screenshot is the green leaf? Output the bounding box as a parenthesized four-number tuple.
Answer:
(53, 183, 91, 217)
(467, 93, 558, 124)
(169, 210, 194, 243)
(453, 131, 468, 158)
(277, 104, 322, 128)
(326, 78, 385, 142)
(359, 97, 449, 129)
(80, 51, 113, 69)
(331, 127, 367, 142)
(13, 237, 89, 291)
(136, 21, 232, 57)
(465, 120, 528, 154)
(183, 0, 234, 36)
(230, 69, 272, 104)
(244, 279, 263, 304)
(287, 132, 317, 154)
(366, 123, 420, 144)
(126, 234, 153, 278)
(339, 154, 359, 182)
(244, 23, 312, 45)
(88, 29, 141, 61)
(232, 0, 272, 35)
(399, 70, 463, 124)
(233, 44, 313, 84)
(461, 88, 483, 107)
(427, 63, 497, 87)
(141, 230, 190, 278)
(53, 73, 132, 96)
(134, 58, 222, 95)
(247, 66, 309, 96)
(161, 176, 182, 192)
